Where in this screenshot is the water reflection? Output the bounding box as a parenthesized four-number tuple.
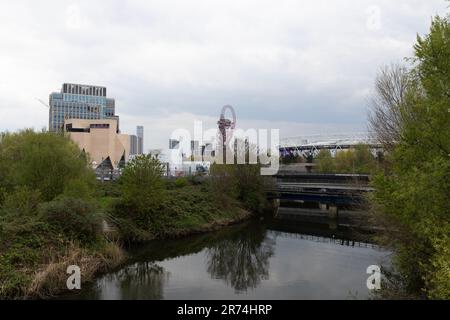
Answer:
(206, 223, 275, 292)
(90, 262, 169, 300)
(65, 219, 389, 300)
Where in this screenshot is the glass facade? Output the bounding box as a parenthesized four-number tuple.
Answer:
(136, 126, 144, 154)
(49, 83, 116, 132)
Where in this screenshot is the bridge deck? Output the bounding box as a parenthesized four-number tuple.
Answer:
(275, 182, 374, 192)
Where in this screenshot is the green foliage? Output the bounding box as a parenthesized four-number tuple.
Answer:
(120, 154, 165, 211)
(281, 154, 304, 165)
(157, 185, 248, 236)
(95, 180, 122, 198)
(209, 163, 268, 213)
(0, 130, 96, 201)
(1, 186, 41, 217)
(0, 130, 119, 299)
(110, 154, 166, 241)
(63, 177, 96, 200)
(315, 150, 335, 173)
(174, 177, 188, 188)
(314, 145, 378, 174)
(234, 164, 267, 213)
(372, 15, 450, 299)
(39, 197, 102, 244)
(209, 164, 239, 206)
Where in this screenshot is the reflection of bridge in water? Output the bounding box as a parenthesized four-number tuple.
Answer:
(270, 230, 378, 249)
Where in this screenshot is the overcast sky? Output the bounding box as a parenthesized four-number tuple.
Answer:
(0, 0, 447, 150)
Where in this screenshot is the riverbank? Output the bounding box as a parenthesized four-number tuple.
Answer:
(113, 184, 254, 241)
(0, 183, 255, 300)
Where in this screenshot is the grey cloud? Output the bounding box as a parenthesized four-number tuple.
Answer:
(0, 0, 447, 150)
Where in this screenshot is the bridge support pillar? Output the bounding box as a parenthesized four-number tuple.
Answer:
(328, 205, 339, 230)
(274, 199, 280, 217)
(328, 205, 339, 219)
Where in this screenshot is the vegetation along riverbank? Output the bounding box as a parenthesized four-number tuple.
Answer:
(0, 131, 268, 299)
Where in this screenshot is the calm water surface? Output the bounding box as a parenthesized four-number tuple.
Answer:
(67, 219, 390, 300)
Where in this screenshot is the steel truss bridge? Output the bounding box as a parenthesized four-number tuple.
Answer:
(279, 133, 383, 157)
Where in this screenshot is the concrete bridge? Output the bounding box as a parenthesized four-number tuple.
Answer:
(268, 173, 374, 226)
(269, 173, 373, 205)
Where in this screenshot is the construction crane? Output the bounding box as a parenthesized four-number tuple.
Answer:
(36, 98, 50, 108)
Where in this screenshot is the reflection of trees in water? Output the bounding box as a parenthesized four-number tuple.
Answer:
(107, 262, 169, 300)
(206, 224, 275, 293)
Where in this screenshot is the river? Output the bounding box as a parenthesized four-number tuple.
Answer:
(65, 218, 391, 300)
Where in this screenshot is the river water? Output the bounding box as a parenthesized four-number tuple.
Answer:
(66, 218, 390, 300)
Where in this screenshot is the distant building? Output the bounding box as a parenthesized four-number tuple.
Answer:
(169, 139, 180, 150)
(64, 118, 130, 170)
(137, 125, 144, 154)
(49, 83, 118, 132)
(129, 135, 138, 155)
(191, 140, 200, 159)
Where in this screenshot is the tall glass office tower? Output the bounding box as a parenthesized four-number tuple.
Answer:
(137, 125, 144, 154)
(49, 83, 118, 132)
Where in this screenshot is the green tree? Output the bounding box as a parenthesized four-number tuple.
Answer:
(111, 154, 166, 240)
(315, 150, 335, 173)
(209, 140, 269, 213)
(0, 130, 95, 201)
(352, 144, 378, 174)
(120, 154, 166, 212)
(371, 15, 450, 299)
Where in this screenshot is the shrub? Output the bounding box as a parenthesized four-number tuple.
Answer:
(1, 186, 41, 217)
(39, 197, 102, 244)
(110, 155, 166, 240)
(120, 154, 165, 211)
(0, 130, 96, 201)
(209, 163, 268, 213)
(209, 164, 238, 207)
(174, 177, 188, 188)
(314, 150, 335, 173)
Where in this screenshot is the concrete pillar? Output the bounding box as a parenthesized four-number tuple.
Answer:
(328, 205, 339, 230)
(328, 205, 339, 219)
(273, 199, 280, 217)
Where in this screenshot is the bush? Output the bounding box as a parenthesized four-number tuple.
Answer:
(1, 186, 41, 217)
(110, 155, 166, 241)
(120, 154, 165, 211)
(209, 163, 268, 213)
(0, 130, 96, 201)
(39, 197, 102, 244)
(174, 177, 188, 188)
(314, 145, 378, 174)
(95, 180, 122, 198)
(63, 177, 96, 200)
(209, 164, 238, 207)
(315, 150, 335, 173)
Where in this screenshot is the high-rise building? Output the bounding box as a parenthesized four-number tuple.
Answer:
(129, 135, 138, 155)
(136, 126, 144, 154)
(49, 83, 118, 132)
